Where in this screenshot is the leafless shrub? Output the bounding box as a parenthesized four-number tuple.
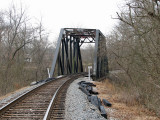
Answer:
(107, 0, 160, 116)
(0, 4, 54, 96)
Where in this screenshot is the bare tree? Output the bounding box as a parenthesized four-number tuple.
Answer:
(107, 0, 160, 116)
(0, 4, 54, 96)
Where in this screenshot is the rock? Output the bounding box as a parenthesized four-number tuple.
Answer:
(99, 105, 107, 119)
(102, 99, 112, 107)
(30, 81, 37, 85)
(65, 78, 106, 120)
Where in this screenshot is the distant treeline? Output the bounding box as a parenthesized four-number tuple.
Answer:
(0, 4, 55, 96)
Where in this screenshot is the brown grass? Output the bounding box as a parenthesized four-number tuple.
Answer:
(13, 83, 22, 90)
(92, 79, 160, 120)
(0, 86, 29, 101)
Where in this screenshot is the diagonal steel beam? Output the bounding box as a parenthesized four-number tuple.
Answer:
(50, 28, 64, 77)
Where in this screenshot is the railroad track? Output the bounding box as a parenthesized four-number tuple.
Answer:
(0, 73, 85, 120)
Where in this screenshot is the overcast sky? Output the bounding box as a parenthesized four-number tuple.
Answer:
(0, 0, 125, 41)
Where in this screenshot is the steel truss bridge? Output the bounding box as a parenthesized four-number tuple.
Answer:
(50, 28, 109, 79)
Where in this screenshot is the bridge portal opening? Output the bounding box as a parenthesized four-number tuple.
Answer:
(50, 28, 109, 79)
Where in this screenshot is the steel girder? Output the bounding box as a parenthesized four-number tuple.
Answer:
(50, 28, 108, 79)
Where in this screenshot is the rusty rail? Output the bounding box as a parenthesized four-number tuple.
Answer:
(0, 73, 85, 119)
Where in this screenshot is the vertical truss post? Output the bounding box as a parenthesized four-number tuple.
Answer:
(93, 30, 99, 77)
(73, 39, 76, 73)
(70, 36, 72, 73)
(77, 41, 83, 72)
(57, 53, 60, 76)
(58, 53, 63, 75)
(76, 38, 79, 72)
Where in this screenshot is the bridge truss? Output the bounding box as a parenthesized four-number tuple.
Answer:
(50, 28, 108, 79)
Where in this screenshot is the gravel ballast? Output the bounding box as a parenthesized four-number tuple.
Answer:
(0, 76, 115, 120)
(0, 82, 44, 109)
(65, 77, 106, 120)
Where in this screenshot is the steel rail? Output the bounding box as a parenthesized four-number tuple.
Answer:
(43, 81, 64, 120)
(43, 74, 83, 120)
(0, 73, 86, 119)
(0, 76, 66, 116)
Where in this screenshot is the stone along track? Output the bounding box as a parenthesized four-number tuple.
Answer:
(0, 73, 84, 120)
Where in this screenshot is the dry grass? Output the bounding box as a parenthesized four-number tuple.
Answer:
(0, 64, 48, 96)
(0, 86, 29, 101)
(93, 79, 160, 120)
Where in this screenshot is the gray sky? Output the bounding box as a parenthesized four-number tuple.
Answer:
(0, 0, 125, 41)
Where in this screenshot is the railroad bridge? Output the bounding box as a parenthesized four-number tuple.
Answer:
(0, 28, 109, 119)
(50, 28, 109, 79)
